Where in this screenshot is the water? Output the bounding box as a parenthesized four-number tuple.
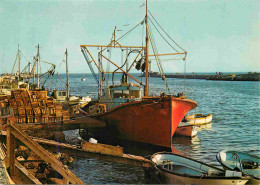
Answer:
(48, 73, 260, 183)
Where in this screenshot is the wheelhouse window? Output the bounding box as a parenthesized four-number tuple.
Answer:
(58, 91, 67, 96)
(113, 89, 141, 98)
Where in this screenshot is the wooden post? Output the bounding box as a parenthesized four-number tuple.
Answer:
(6, 125, 16, 176)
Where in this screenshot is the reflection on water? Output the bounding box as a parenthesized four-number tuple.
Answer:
(58, 74, 260, 183)
(197, 123, 212, 131)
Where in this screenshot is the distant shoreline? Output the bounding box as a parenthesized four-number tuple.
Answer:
(140, 72, 260, 81)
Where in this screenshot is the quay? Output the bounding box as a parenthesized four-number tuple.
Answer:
(144, 72, 260, 81)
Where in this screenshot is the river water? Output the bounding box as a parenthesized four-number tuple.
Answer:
(52, 73, 260, 184)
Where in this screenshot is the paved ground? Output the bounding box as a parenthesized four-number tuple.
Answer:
(0, 160, 8, 184)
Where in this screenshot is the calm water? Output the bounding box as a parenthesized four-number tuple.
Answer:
(50, 73, 260, 184)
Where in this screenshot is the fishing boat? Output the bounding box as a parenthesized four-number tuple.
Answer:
(79, 0, 197, 148)
(183, 113, 212, 125)
(148, 152, 249, 185)
(175, 122, 198, 137)
(52, 50, 91, 105)
(217, 150, 260, 185)
(81, 73, 86, 81)
(52, 89, 91, 105)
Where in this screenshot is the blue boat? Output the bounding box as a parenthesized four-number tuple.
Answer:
(217, 150, 260, 184)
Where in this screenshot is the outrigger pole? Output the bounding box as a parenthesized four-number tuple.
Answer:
(144, 0, 149, 96)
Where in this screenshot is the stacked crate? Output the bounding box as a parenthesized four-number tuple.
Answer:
(3, 89, 70, 124)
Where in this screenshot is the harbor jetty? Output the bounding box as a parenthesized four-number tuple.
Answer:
(142, 72, 260, 81)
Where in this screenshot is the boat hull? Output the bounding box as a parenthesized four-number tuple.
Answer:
(159, 169, 248, 185)
(150, 152, 249, 185)
(175, 123, 198, 137)
(185, 113, 212, 125)
(82, 96, 197, 148)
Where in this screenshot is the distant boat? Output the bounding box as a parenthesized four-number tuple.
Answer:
(217, 150, 260, 185)
(175, 122, 198, 137)
(81, 73, 86, 81)
(183, 113, 212, 125)
(52, 89, 91, 105)
(148, 152, 249, 185)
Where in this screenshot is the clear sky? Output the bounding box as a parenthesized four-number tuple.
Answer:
(0, 0, 259, 74)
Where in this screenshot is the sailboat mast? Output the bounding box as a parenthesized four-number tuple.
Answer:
(144, 0, 149, 96)
(65, 49, 69, 100)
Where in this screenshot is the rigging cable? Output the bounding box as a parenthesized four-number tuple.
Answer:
(147, 24, 172, 95)
(148, 10, 186, 52)
(148, 17, 179, 53)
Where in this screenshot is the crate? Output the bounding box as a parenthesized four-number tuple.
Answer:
(39, 99, 47, 106)
(23, 98, 31, 106)
(13, 107, 19, 116)
(13, 91, 21, 99)
(25, 107, 34, 115)
(17, 116, 26, 124)
(16, 99, 24, 107)
(31, 102, 39, 108)
(35, 116, 42, 123)
(34, 107, 41, 116)
(9, 99, 17, 106)
(42, 115, 49, 123)
(46, 99, 55, 107)
(40, 107, 48, 115)
(48, 107, 56, 115)
(56, 112, 62, 117)
(21, 91, 29, 98)
(39, 91, 47, 99)
(48, 116, 56, 122)
(27, 115, 34, 123)
(55, 116, 62, 122)
(18, 107, 26, 115)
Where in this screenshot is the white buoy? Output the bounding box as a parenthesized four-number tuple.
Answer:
(89, 138, 98, 144)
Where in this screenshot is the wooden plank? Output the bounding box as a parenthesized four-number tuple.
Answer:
(81, 141, 123, 156)
(6, 126, 15, 176)
(32, 137, 152, 167)
(8, 124, 84, 184)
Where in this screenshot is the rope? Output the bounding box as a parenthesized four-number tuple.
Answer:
(149, 10, 186, 52)
(148, 25, 172, 95)
(117, 20, 143, 42)
(149, 17, 179, 53)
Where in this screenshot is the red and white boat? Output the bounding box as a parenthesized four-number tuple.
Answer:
(79, 0, 197, 148)
(175, 122, 198, 137)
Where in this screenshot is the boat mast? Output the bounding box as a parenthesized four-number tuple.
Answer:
(144, 0, 149, 96)
(65, 48, 69, 100)
(17, 44, 21, 81)
(37, 44, 40, 89)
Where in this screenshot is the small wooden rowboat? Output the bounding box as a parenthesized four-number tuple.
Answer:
(184, 113, 212, 125)
(175, 122, 198, 137)
(150, 152, 249, 185)
(217, 150, 260, 185)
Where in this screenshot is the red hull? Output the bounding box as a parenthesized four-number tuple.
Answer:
(81, 96, 197, 148)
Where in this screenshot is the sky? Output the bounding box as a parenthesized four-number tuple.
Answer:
(0, 0, 259, 74)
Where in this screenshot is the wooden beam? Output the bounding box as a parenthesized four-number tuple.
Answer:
(148, 52, 186, 57)
(6, 126, 15, 176)
(100, 54, 143, 85)
(80, 45, 145, 49)
(7, 124, 84, 184)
